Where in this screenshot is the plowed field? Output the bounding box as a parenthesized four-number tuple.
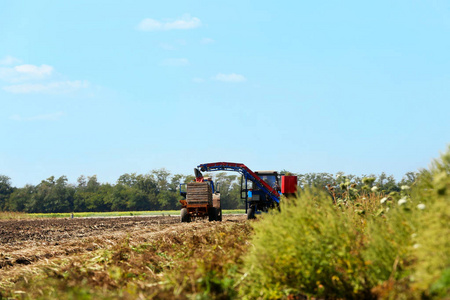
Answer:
(0, 215, 245, 286)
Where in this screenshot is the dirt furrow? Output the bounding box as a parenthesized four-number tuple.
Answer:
(0, 215, 245, 286)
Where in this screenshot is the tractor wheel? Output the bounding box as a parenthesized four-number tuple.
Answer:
(247, 206, 256, 220)
(216, 208, 222, 222)
(181, 208, 190, 223)
(208, 207, 217, 222)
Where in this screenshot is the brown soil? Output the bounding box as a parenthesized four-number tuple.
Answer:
(0, 215, 245, 285)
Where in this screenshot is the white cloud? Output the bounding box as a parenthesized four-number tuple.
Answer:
(201, 38, 214, 44)
(192, 77, 205, 83)
(10, 111, 65, 122)
(15, 64, 53, 78)
(0, 55, 22, 65)
(3, 80, 89, 94)
(0, 58, 92, 96)
(160, 58, 189, 67)
(213, 73, 247, 83)
(137, 14, 201, 31)
(0, 64, 53, 82)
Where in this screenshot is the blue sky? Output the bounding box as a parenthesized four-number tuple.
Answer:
(1, 0, 449, 187)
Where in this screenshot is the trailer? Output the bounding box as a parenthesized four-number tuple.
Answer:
(179, 176, 221, 222)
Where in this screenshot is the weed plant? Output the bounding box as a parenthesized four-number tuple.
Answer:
(239, 189, 373, 299)
(411, 149, 450, 298)
(240, 147, 450, 299)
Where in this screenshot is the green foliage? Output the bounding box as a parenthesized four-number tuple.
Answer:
(297, 172, 335, 189)
(362, 177, 376, 187)
(5, 184, 33, 211)
(362, 201, 414, 287)
(25, 176, 76, 213)
(240, 147, 450, 299)
(410, 147, 450, 298)
(0, 169, 427, 215)
(0, 170, 193, 213)
(240, 189, 372, 299)
(212, 172, 244, 209)
(0, 175, 14, 210)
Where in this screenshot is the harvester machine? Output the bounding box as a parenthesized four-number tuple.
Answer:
(180, 162, 297, 221)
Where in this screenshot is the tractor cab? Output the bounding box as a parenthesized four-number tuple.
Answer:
(255, 171, 280, 192)
(241, 170, 281, 218)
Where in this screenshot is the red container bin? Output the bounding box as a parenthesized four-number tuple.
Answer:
(281, 175, 297, 194)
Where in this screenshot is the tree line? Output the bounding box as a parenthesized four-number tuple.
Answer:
(0, 169, 417, 213)
(0, 169, 244, 213)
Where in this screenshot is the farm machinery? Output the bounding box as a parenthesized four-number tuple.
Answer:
(179, 168, 222, 222)
(179, 162, 297, 221)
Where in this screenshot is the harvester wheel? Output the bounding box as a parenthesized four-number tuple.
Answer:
(181, 208, 190, 223)
(247, 206, 256, 220)
(208, 207, 217, 222)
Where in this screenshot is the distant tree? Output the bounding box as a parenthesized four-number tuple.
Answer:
(86, 175, 100, 192)
(110, 184, 130, 211)
(77, 175, 87, 188)
(117, 173, 139, 187)
(95, 183, 114, 211)
(127, 189, 151, 211)
(228, 180, 245, 209)
(29, 176, 54, 213)
(375, 172, 399, 194)
(297, 173, 335, 189)
(0, 175, 14, 210)
(152, 169, 180, 210)
(28, 176, 75, 213)
(6, 184, 34, 212)
(156, 190, 176, 210)
(0, 169, 418, 213)
(213, 172, 241, 209)
(135, 174, 157, 193)
(399, 172, 418, 187)
(54, 176, 75, 212)
(152, 168, 170, 191)
(184, 175, 196, 183)
(170, 174, 184, 191)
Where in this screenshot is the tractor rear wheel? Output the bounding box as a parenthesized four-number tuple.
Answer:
(247, 206, 256, 220)
(208, 207, 217, 222)
(181, 208, 190, 223)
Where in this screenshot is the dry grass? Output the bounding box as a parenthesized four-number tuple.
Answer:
(0, 211, 31, 220)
